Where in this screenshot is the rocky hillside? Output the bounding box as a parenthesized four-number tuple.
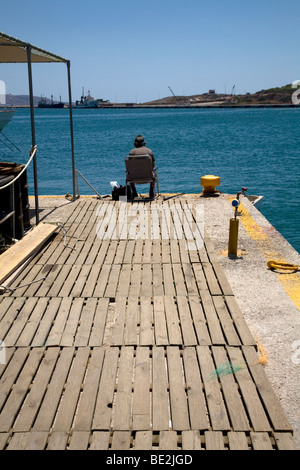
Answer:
(144, 84, 296, 106)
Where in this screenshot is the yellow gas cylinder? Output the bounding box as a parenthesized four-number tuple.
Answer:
(200, 175, 220, 194)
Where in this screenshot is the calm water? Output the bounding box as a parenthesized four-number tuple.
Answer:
(1, 107, 300, 253)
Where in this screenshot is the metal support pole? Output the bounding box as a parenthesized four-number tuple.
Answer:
(27, 45, 39, 225)
(228, 218, 239, 256)
(67, 61, 76, 201)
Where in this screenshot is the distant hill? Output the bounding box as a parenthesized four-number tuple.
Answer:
(144, 84, 296, 106)
(5, 94, 65, 107)
(235, 84, 295, 105)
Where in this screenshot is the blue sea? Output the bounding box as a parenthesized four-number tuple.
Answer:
(1, 107, 300, 253)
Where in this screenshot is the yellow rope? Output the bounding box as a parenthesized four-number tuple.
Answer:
(267, 260, 299, 272)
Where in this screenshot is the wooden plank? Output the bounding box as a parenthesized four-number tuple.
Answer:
(128, 264, 142, 297)
(0, 223, 57, 284)
(0, 432, 10, 449)
(13, 347, 60, 431)
(225, 296, 256, 345)
(68, 431, 90, 450)
(212, 296, 241, 346)
(196, 346, 230, 431)
(32, 297, 62, 347)
(92, 347, 119, 430)
(0, 348, 44, 432)
(8, 264, 43, 297)
(59, 298, 84, 346)
(33, 347, 74, 431)
(170, 240, 180, 264)
(227, 346, 271, 431)
(161, 240, 171, 264)
(153, 296, 168, 345)
(202, 262, 222, 296)
(53, 347, 90, 432)
(0, 347, 29, 410)
(181, 430, 202, 450)
(141, 264, 152, 296)
(153, 264, 164, 295)
(274, 432, 296, 450)
(192, 263, 209, 293)
(117, 264, 131, 297)
(58, 264, 82, 297)
(34, 264, 62, 297)
(132, 347, 151, 430)
(167, 346, 190, 430)
(162, 264, 176, 296)
(212, 261, 234, 295)
(182, 347, 209, 430)
(2, 297, 37, 346)
(46, 297, 73, 346)
(142, 240, 152, 264)
(132, 239, 144, 264)
(139, 297, 153, 345)
(134, 431, 153, 450)
(250, 432, 273, 450)
(92, 264, 111, 298)
(89, 298, 110, 346)
(7, 431, 48, 450)
(159, 430, 178, 450)
(172, 264, 187, 296)
(176, 296, 197, 345)
(124, 297, 139, 345)
(205, 431, 225, 450)
(188, 296, 211, 345)
(200, 290, 225, 345)
(47, 431, 69, 450)
(211, 346, 250, 431)
(74, 297, 98, 346)
(111, 431, 131, 450)
(182, 263, 198, 295)
(113, 346, 134, 430)
(228, 432, 249, 450)
(164, 296, 182, 345)
(47, 265, 72, 297)
(16, 297, 49, 347)
(104, 264, 121, 298)
(114, 240, 127, 264)
(152, 347, 170, 431)
(243, 346, 293, 431)
(89, 432, 110, 450)
(73, 347, 105, 431)
(110, 297, 127, 345)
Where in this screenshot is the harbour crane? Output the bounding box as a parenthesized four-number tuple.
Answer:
(231, 85, 236, 96)
(168, 86, 176, 97)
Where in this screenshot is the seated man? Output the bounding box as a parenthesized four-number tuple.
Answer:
(128, 134, 155, 198)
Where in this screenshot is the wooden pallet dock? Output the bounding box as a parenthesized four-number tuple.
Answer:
(0, 197, 296, 450)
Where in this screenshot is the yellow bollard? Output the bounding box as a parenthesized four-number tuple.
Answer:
(228, 217, 239, 256)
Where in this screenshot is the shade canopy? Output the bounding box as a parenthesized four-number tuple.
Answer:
(0, 32, 76, 223)
(0, 31, 69, 64)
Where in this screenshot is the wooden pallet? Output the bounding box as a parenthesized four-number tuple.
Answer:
(0, 197, 296, 450)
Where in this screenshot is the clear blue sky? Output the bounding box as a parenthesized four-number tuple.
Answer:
(1, 0, 299, 103)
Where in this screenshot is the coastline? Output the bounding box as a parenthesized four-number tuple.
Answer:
(11, 103, 300, 109)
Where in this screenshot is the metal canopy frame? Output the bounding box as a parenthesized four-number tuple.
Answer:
(0, 32, 76, 224)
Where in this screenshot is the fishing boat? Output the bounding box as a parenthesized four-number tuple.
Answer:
(0, 109, 15, 131)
